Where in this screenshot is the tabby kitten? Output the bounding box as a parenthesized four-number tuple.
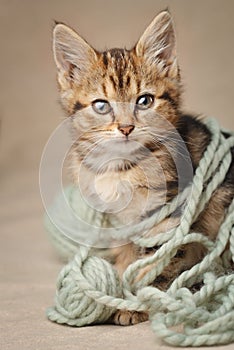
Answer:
(52, 11, 234, 325)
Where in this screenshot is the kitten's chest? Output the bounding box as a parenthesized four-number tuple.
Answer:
(81, 164, 167, 224)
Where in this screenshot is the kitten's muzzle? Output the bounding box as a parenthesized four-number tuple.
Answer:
(118, 124, 135, 136)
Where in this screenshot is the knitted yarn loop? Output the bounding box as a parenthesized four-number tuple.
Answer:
(45, 118, 234, 347)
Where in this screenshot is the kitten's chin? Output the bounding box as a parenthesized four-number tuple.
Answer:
(83, 154, 137, 173)
(81, 138, 146, 173)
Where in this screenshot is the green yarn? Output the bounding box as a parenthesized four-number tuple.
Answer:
(45, 118, 234, 347)
(47, 246, 123, 326)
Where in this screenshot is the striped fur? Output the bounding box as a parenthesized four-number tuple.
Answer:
(53, 11, 234, 325)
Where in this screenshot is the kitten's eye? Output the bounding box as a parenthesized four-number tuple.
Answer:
(136, 94, 154, 110)
(92, 100, 111, 114)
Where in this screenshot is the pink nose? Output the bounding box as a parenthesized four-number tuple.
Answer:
(118, 124, 135, 136)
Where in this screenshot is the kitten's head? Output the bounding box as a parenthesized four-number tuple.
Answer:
(53, 11, 181, 172)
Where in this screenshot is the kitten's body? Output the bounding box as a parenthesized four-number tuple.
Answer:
(53, 11, 234, 325)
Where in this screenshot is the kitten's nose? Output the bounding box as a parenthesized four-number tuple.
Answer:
(118, 124, 135, 136)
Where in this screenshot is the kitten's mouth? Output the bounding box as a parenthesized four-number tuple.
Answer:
(111, 137, 140, 150)
(114, 136, 131, 143)
(100, 137, 142, 156)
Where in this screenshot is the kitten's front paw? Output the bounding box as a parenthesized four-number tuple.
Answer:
(112, 310, 148, 326)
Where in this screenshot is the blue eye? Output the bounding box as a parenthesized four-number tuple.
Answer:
(136, 94, 154, 109)
(92, 100, 111, 114)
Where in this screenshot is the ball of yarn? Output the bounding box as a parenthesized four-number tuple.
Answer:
(47, 247, 122, 326)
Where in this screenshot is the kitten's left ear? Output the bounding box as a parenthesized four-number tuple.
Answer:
(136, 11, 178, 78)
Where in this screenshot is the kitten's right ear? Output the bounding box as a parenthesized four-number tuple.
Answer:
(53, 23, 97, 86)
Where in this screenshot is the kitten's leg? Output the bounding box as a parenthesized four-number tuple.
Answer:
(110, 243, 149, 325)
(110, 217, 205, 325)
(111, 243, 137, 277)
(131, 242, 206, 293)
(111, 310, 148, 326)
(110, 217, 181, 325)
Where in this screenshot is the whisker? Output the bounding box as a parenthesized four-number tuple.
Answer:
(144, 130, 192, 165)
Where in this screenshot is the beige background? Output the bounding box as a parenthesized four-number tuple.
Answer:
(1, 0, 234, 349)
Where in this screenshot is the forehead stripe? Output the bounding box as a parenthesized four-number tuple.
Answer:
(126, 75, 131, 87)
(102, 83, 107, 97)
(109, 75, 116, 89)
(118, 72, 124, 90)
